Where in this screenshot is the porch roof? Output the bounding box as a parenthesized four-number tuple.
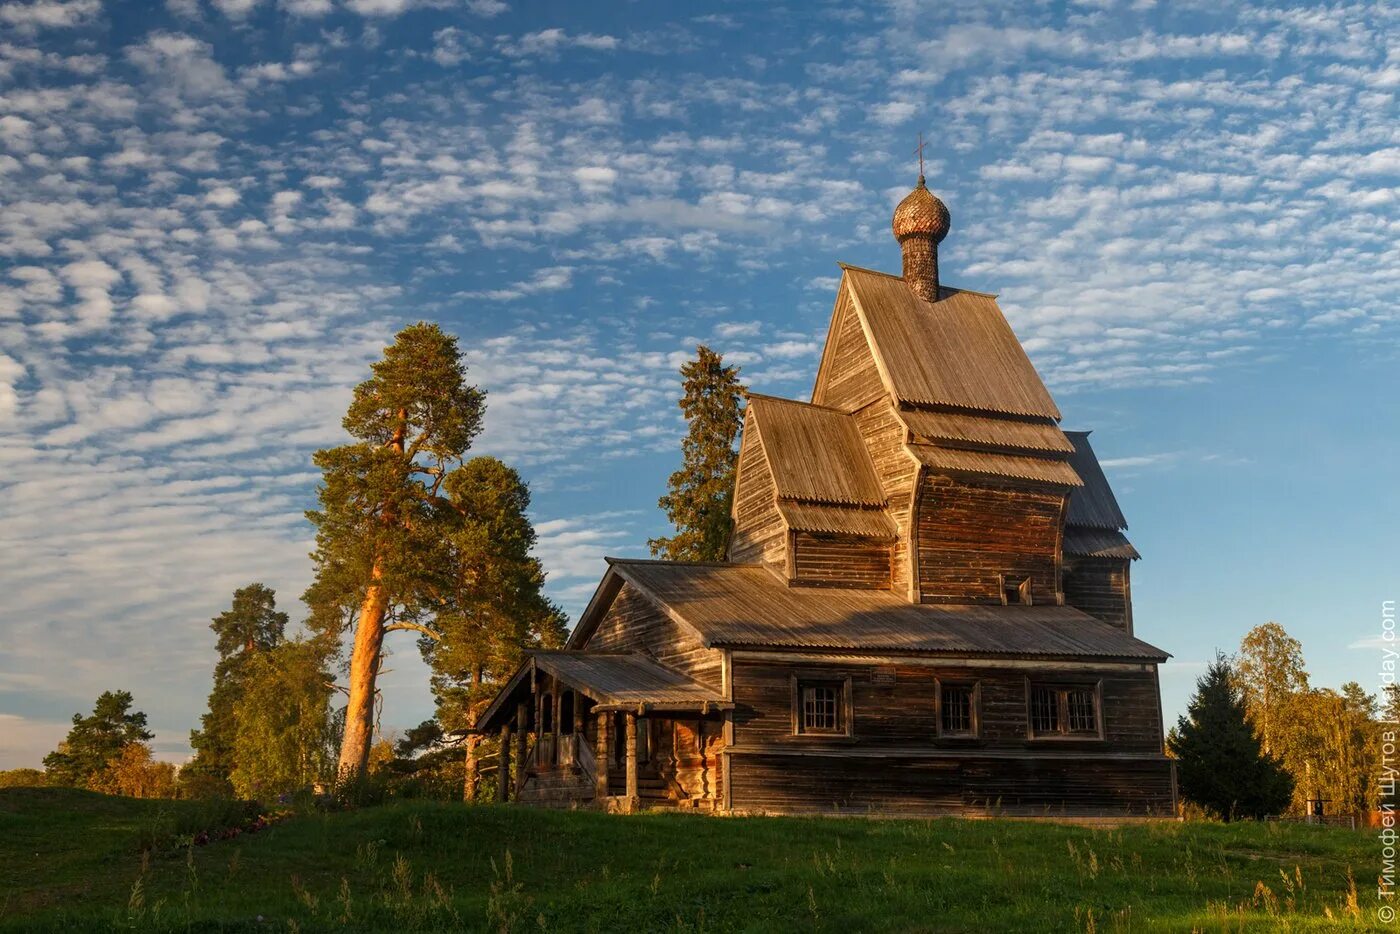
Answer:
(474, 651, 729, 733)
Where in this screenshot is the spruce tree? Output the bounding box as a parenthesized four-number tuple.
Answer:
(1168, 653, 1293, 820)
(185, 584, 288, 794)
(305, 322, 485, 780)
(419, 456, 568, 799)
(42, 690, 154, 788)
(649, 345, 744, 561)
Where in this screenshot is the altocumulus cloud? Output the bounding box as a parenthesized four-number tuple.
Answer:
(0, 0, 1395, 768)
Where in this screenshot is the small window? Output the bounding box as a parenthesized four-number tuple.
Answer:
(1002, 575, 1032, 606)
(793, 678, 848, 736)
(1067, 688, 1097, 733)
(939, 683, 977, 737)
(1029, 683, 1101, 738)
(1030, 685, 1060, 734)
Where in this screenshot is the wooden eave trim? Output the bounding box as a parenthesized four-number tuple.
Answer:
(728, 407, 757, 528)
(841, 273, 902, 406)
(724, 648, 1166, 667)
(470, 659, 534, 733)
(810, 270, 852, 407)
(564, 566, 626, 650)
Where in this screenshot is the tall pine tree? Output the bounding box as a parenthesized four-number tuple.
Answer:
(185, 584, 288, 795)
(305, 322, 486, 780)
(419, 456, 568, 799)
(649, 345, 744, 561)
(1168, 653, 1293, 820)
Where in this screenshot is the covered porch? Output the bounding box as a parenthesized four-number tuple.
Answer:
(474, 650, 731, 813)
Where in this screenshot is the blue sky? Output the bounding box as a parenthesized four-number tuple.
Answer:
(0, 0, 1396, 768)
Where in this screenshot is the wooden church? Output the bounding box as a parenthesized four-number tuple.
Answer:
(474, 174, 1175, 817)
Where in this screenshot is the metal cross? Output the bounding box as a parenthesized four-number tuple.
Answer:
(914, 132, 927, 177)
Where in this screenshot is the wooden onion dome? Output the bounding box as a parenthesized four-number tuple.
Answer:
(891, 176, 950, 302)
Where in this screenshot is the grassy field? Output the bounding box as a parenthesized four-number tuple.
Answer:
(0, 787, 1388, 932)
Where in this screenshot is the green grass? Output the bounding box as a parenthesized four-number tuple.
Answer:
(0, 787, 1388, 932)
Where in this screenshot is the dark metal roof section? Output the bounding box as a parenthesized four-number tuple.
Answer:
(1063, 528, 1140, 561)
(609, 560, 1168, 661)
(1063, 430, 1130, 531)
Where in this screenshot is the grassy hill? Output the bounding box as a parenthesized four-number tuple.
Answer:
(0, 787, 1385, 931)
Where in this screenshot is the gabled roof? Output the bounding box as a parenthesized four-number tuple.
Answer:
(592, 559, 1166, 661)
(1064, 431, 1130, 530)
(840, 264, 1061, 419)
(746, 394, 885, 506)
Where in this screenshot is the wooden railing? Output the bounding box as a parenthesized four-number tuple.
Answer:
(523, 733, 596, 779)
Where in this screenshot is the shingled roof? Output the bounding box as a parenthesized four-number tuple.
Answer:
(582, 560, 1166, 661)
(474, 649, 728, 732)
(746, 394, 885, 506)
(1063, 431, 1139, 559)
(840, 264, 1061, 419)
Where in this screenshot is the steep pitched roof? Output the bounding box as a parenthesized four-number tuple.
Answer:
(1064, 431, 1130, 530)
(840, 264, 1060, 419)
(1063, 528, 1140, 560)
(598, 559, 1166, 661)
(746, 394, 885, 506)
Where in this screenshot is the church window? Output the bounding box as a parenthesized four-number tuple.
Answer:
(793, 677, 850, 736)
(1028, 683, 1102, 738)
(938, 681, 977, 737)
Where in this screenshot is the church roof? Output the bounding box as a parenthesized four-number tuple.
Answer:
(897, 407, 1073, 455)
(589, 560, 1166, 661)
(907, 444, 1083, 488)
(473, 650, 728, 732)
(1064, 431, 1130, 530)
(746, 393, 886, 507)
(1063, 528, 1140, 560)
(840, 264, 1061, 419)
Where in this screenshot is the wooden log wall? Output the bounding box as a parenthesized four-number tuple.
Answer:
(1063, 556, 1133, 634)
(792, 532, 891, 589)
(729, 407, 788, 572)
(850, 401, 918, 595)
(730, 658, 1164, 753)
(584, 583, 724, 690)
(727, 752, 1175, 817)
(916, 473, 1066, 605)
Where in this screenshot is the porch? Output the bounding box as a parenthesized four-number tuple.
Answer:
(474, 651, 731, 812)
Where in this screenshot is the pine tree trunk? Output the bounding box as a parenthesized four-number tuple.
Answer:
(463, 733, 480, 801)
(336, 566, 388, 782)
(336, 411, 406, 784)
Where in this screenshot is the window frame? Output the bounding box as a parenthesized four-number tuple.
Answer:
(1024, 679, 1104, 741)
(934, 677, 981, 740)
(789, 674, 853, 739)
(1000, 574, 1033, 606)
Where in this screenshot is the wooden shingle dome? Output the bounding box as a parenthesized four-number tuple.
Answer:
(891, 176, 950, 244)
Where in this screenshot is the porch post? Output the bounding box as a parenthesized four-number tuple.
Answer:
(497, 723, 511, 803)
(595, 711, 610, 804)
(514, 701, 529, 798)
(625, 711, 639, 807)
